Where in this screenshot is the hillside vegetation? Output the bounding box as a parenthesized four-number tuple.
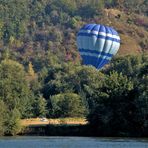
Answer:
(0, 0, 147, 136)
(0, 0, 148, 68)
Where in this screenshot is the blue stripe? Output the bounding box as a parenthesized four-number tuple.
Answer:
(79, 48, 113, 58)
(81, 24, 97, 31)
(97, 58, 110, 69)
(77, 33, 120, 43)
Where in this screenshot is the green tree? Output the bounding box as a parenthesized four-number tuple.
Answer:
(42, 64, 106, 116)
(105, 71, 133, 97)
(34, 94, 47, 117)
(0, 59, 34, 118)
(0, 100, 6, 136)
(87, 72, 136, 136)
(135, 64, 148, 135)
(50, 93, 87, 118)
(5, 108, 21, 136)
(108, 55, 142, 77)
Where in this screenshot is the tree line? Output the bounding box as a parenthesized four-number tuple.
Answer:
(0, 53, 147, 136)
(0, 0, 147, 70)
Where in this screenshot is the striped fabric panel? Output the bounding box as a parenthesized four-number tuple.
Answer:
(80, 24, 119, 35)
(78, 48, 113, 58)
(78, 30, 120, 40)
(77, 32, 120, 43)
(79, 52, 112, 61)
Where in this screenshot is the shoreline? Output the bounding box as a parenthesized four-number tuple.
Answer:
(18, 124, 148, 138)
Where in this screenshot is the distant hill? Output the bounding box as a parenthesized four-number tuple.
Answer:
(102, 8, 148, 55)
(0, 0, 147, 69)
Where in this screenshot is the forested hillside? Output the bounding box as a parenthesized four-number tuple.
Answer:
(0, 0, 148, 68)
(0, 0, 147, 136)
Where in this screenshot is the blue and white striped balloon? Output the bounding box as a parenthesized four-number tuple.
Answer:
(77, 24, 120, 69)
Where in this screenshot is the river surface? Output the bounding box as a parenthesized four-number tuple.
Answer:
(0, 136, 148, 148)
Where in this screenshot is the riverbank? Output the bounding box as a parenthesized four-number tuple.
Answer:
(20, 124, 91, 136)
(19, 124, 148, 137)
(19, 118, 148, 137)
(20, 118, 90, 136)
(21, 118, 87, 126)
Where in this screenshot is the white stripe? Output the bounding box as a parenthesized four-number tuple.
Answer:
(77, 35, 106, 51)
(77, 36, 120, 51)
(79, 29, 120, 40)
(99, 32, 120, 40)
(109, 42, 120, 55)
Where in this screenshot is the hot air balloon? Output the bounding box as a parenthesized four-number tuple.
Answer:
(77, 24, 120, 69)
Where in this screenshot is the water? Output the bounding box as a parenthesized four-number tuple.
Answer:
(0, 136, 148, 148)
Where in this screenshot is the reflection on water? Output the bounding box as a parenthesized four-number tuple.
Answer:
(0, 136, 148, 148)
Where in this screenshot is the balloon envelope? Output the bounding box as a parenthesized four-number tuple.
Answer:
(77, 24, 120, 69)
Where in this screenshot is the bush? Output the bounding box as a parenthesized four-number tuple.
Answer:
(50, 93, 87, 118)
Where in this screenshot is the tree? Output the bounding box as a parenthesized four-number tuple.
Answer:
(75, 66, 105, 110)
(0, 59, 34, 118)
(26, 61, 40, 93)
(4, 108, 21, 136)
(135, 64, 148, 136)
(28, 62, 36, 77)
(105, 71, 133, 97)
(42, 64, 106, 117)
(107, 55, 142, 78)
(34, 94, 47, 117)
(87, 72, 136, 136)
(0, 100, 6, 136)
(50, 93, 87, 118)
(57, 0, 77, 15)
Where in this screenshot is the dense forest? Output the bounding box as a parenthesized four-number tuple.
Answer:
(0, 0, 147, 136)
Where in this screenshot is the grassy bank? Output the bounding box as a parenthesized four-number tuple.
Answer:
(21, 118, 87, 126)
(19, 118, 148, 137)
(20, 118, 89, 136)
